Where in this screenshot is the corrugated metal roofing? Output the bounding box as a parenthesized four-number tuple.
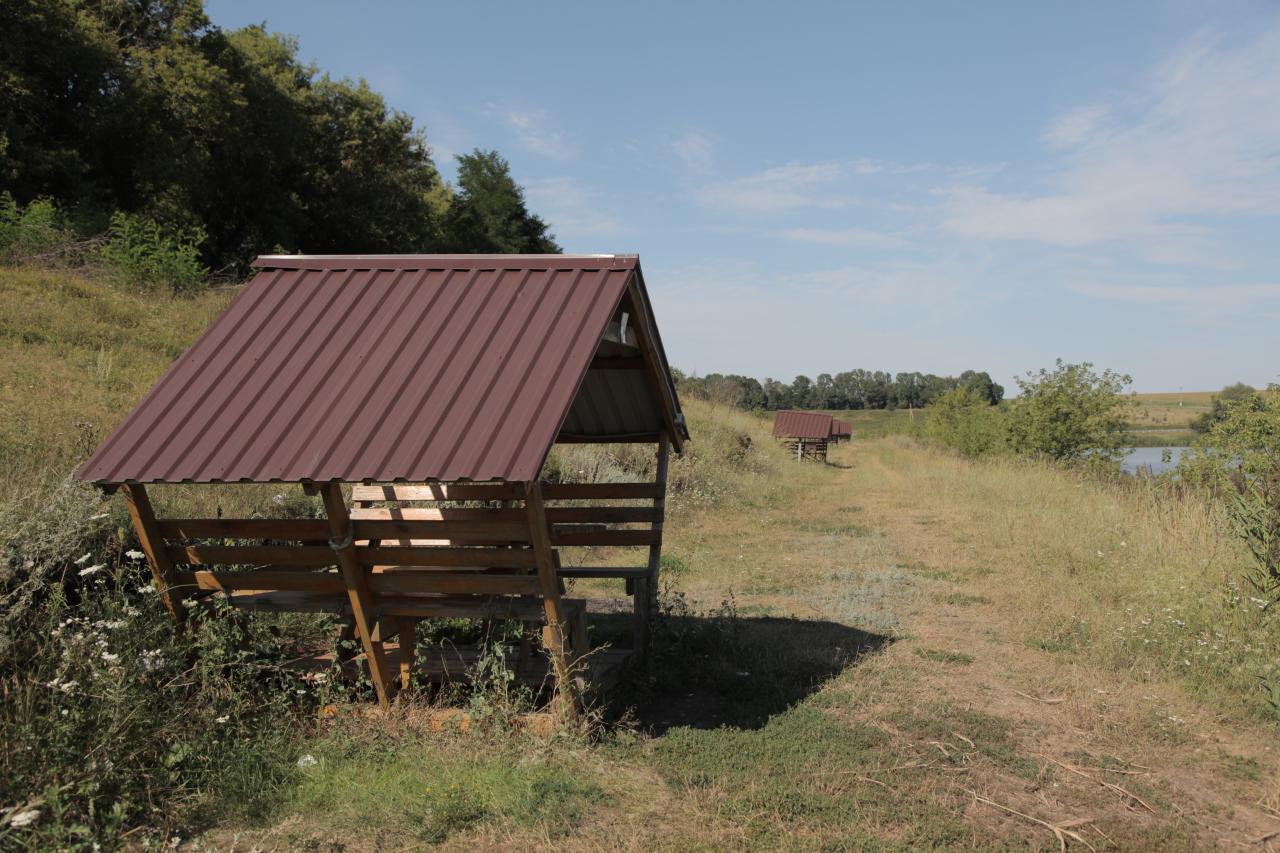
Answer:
(771, 411, 834, 440)
(76, 254, 683, 485)
(831, 420, 852, 437)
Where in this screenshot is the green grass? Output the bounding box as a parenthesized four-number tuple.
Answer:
(283, 731, 605, 845)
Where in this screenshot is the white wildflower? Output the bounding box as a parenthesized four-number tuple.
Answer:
(101, 652, 119, 664)
(137, 584, 156, 594)
(78, 564, 106, 577)
(273, 493, 285, 505)
(10, 808, 41, 828)
(126, 549, 145, 561)
(215, 715, 229, 724)
(74, 553, 92, 566)
(296, 754, 318, 768)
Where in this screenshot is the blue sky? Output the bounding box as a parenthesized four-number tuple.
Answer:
(207, 1, 1280, 392)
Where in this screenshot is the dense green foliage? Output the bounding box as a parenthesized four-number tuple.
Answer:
(679, 368, 1004, 411)
(1006, 360, 1132, 463)
(1192, 383, 1261, 433)
(1183, 387, 1280, 605)
(0, 0, 558, 272)
(923, 388, 1006, 457)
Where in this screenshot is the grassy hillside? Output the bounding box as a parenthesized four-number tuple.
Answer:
(3, 266, 1277, 848)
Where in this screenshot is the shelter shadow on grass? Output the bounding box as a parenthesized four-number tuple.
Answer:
(593, 612, 890, 733)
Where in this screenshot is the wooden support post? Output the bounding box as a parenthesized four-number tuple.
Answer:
(523, 480, 578, 719)
(634, 434, 669, 664)
(119, 483, 187, 627)
(320, 483, 394, 709)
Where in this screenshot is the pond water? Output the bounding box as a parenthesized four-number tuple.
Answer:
(1122, 446, 1189, 476)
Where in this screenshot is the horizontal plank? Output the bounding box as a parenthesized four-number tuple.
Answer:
(175, 570, 346, 593)
(557, 566, 649, 580)
(544, 507, 658, 524)
(221, 590, 350, 614)
(352, 518, 530, 542)
(369, 571, 543, 596)
(541, 482, 664, 501)
(356, 546, 537, 570)
(378, 595, 583, 622)
(166, 545, 336, 567)
(550, 529, 661, 547)
(352, 483, 522, 503)
(158, 518, 329, 540)
(350, 507, 526, 522)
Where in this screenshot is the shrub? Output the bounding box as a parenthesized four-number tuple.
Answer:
(98, 212, 208, 294)
(0, 193, 74, 264)
(924, 388, 1006, 457)
(1182, 387, 1280, 605)
(1006, 359, 1132, 465)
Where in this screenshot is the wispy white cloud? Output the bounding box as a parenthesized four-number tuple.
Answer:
(670, 130, 717, 172)
(773, 226, 906, 249)
(944, 25, 1280, 258)
(696, 161, 854, 212)
(522, 176, 620, 242)
(485, 104, 576, 159)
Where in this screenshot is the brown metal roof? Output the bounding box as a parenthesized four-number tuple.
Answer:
(771, 411, 834, 440)
(831, 419, 852, 437)
(76, 254, 685, 485)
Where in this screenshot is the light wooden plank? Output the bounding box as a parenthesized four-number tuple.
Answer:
(352, 518, 530, 541)
(350, 483, 522, 503)
(355, 546, 537, 569)
(350, 506, 526, 522)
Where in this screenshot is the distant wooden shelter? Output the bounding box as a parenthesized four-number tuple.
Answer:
(75, 254, 688, 711)
(772, 410, 833, 462)
(830, 419, 852, 443)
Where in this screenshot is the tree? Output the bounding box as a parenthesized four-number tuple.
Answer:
(442, 150, 559, 253)
(1192, 383, 1260, 433)
(926, 388, 1006, 457)
(1006, 360, 1132, 463)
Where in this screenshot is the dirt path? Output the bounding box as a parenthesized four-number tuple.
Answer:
(669, 438, 1280, 850)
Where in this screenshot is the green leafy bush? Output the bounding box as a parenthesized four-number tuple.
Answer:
(923, 388, 1006, 457)
(0, 193, 73, 264)
(98, 212, 208, 294)
(1007, 360, 1132, 465)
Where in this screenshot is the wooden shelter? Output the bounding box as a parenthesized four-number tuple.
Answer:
(830, 419, 852, 443)
(75, 254, 688, 710)
(772, 410, 833, 462)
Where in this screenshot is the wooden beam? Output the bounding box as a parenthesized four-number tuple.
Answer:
(635, 435, 669, 664)
(166, 545, 336, 566)
(175, 570, 346, 593)
(319, 483, 394, 709)
(550, 529, 660, 547)
(368, 571, 543, 596)
(119, 484, 187, 626)
(354, 546, 537, 569)
(523, 481, 578, 719)
(624, 283, 684, 453)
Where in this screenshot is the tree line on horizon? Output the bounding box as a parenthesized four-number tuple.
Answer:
(675, 368, 1005, 411)
(1, 0, 558, 275)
